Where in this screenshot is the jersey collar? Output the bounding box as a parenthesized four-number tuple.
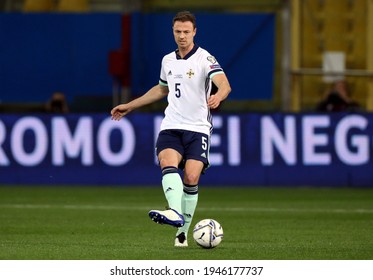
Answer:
(175, 43, 199, 60)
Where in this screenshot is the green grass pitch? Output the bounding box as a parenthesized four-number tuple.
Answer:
(0, 186, 372, 260)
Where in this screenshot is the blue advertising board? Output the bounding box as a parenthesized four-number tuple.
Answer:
(1, 113, 372, 187)
(0, 13, 122, 103)
(0, 12, 274, 103)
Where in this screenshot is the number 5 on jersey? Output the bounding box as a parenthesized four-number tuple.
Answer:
(175, 83, 181, 98)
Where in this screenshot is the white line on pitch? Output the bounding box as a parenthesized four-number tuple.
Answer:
(0, 204, 372, 214)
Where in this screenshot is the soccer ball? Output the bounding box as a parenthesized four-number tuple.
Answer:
(192, 219, 223, 248)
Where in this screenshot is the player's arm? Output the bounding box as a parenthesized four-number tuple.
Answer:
(208, 73, 231, 109)
(111, 84, 169, 121)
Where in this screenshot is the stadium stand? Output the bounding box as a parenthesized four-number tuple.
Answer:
(292, 0, 368, 111)
(56, 0, 89, 12)
(3, 0, 372, 112)
(23, 0, 54, 12)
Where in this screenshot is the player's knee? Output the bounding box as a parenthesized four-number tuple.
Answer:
(183, 172, 200, 185)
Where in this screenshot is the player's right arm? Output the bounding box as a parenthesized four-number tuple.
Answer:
(111, 84, 169, 121)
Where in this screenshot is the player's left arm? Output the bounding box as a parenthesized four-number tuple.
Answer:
(208, 73, 231, 109)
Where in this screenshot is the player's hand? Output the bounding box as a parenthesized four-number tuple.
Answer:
(111, 104, 131, 121)
(207, 95, 221, 109)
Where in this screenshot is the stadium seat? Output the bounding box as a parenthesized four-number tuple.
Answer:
(23, 0, 54, 12)
(57, 0, 89, 12)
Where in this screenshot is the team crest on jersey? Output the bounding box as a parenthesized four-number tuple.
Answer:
(186, 69, 195, 78)
(207, 56, 217, 64)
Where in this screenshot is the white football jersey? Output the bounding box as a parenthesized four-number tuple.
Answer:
(159, 44, 224, 135)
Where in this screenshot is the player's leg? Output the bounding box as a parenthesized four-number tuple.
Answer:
(175, 131, 210, 247)
(149, 131, 185, 227)
(175, 159, 203, 247)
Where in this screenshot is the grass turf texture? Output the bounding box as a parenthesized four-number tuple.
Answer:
(0, 186, 372, 260)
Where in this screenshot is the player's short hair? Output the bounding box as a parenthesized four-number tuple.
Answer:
(173, 11, 196, 29)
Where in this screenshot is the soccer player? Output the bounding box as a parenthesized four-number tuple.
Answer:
(111, 11, 231, 247)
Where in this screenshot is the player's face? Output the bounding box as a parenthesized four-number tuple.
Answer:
(173, 21, 196, 51)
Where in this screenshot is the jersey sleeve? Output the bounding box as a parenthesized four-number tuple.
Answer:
(204, 53, 224, 79)
(159, 56, 168, 86)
